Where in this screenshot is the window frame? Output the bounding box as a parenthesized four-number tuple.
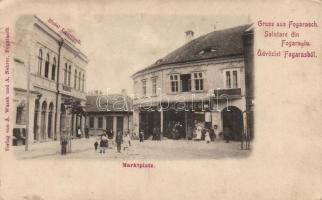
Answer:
(51, 57, 56, 80)
(170, 74, 179, 93)
(82, 74, 85, 92)
(224, 69, 239, 89)
(44, 53, 50, 78)
(68, 65, 71, 86)
(89, 117, 95, 128)
(16, 106, 25, 124)
(141, 79, 147, 97)
(232, 70, 238, 88)
(74, 69, 77, 89)
(64, 63, 68, 85)
(78, 71, 81, 90)
(97, 117, 103, 129)
(38, 49, 43, 75)
(151, 77, 158, 96)
(193, 72, 204, 91)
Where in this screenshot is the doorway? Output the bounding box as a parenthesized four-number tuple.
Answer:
(222, 106, 243, 141)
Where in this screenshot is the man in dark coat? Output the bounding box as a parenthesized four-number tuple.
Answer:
(116, 130, 123, 153)
(139, 129, 144, 142)
(85, 126, 89, 138)
(61, 136, 68, 155)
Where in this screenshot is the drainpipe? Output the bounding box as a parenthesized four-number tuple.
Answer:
(54, 39, 64, 140)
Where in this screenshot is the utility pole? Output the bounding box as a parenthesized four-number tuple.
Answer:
(25, 37, 31, 151)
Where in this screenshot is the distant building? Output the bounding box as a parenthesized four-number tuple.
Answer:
(13, 15, 88, 144)
(85, 92, 133, 136)
(131, 24, 254, 140)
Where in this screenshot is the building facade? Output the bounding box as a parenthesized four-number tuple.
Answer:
(131, 24, 254, 140)
(13, 15, 88, 144)
(85, 93, 133, 137)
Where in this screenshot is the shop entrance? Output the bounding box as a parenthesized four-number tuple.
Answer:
(222, 106, 243, 141)
(164, 110, 186, 139)
(116, 117, 124, 133)
(139, 110, 160, 139)
(106, 117, 113, 131)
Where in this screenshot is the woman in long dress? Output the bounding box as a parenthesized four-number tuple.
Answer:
(196, 124, 202, 140)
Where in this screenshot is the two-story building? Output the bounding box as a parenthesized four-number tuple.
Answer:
(131, 24, 254, 141)
(13, 15, 88, 144)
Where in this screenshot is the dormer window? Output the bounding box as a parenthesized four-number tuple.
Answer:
(198, 47, 216, 55)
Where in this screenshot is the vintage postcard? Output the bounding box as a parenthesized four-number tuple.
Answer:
(0, 0, 321, 200)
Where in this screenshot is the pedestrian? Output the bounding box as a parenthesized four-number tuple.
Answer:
(210, 126, 215, 141)
(77, 127, 82, 138)
(85, 126, 89, 138)
(116, 130, 123, 153)
(123, 133, 130, 151)
(223, 127, 230, 143)
(100, 134, 108, 153)
(205, 129, 211, 144)
(139, 129, 144, 142)
(94, 140, 98, 151)
(107, 129, 114, 148)
(195, 123, 202, 140)
(61, 135, 68, 155)
(126, 129, 132, 146)
(156, 127, 161, 141)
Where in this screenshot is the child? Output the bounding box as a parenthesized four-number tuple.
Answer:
(94, 140, 98, 151)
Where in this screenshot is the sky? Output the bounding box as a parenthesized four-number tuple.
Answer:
(39, 14, 249, 94)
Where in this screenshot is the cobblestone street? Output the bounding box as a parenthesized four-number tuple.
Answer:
(13, 137, 251, 160)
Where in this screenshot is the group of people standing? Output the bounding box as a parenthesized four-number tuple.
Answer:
(94, 129, 132, 154)
(194, 123, 217, 143)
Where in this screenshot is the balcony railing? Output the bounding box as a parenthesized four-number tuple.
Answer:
(214, 88, 242, 98)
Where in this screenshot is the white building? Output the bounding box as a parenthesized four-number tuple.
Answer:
(131, 24, 254, 140)
(13, 15, 88, 144)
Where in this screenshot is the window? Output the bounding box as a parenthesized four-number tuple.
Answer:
(142, 79, 147, 96)
(233, 70, 238, 88)
(51, 57, 56, 80)
(180, 74, 191, 92)
(78, 71, 81, 90)
(38, 49, 43, 75)
(98, 117, 103, 128)
(16, 106, 25, 124)
(89, 117, 94, 128)
(193, 72, 203, 91)
(44, 54, 50, 78)
(226, 71, 231, 88)
(82, 74, 85, 91)
(152, 77, 157, 96)
(74, 69, 77, 89)
(170, 75, 179, 92)
(64, 64, 68, 85)
(68, 65, 71, 86)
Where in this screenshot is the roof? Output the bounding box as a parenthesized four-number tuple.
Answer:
(132, 24, 252, 77)
(85, 94, 133, 113)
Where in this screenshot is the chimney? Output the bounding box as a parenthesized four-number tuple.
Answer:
(185, 30, 194, 43)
